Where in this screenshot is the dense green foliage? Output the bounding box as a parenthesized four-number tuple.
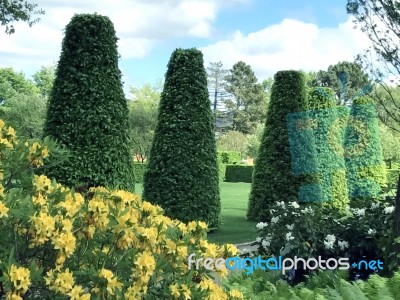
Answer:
(225, 165, 253, 183)
(344, 96, 387, 203)
(224, 268, 400, 300)
(216, 131, 247, 157)
(133, 162, 147, 183)
(308, 87, 349, 211)
(43, 13, 135, 192)
(143, 48, 220, 227)
(248, 70, 317, 221)
(217, 151, 241, 164)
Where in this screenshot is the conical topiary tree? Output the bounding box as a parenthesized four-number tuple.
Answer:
(247, 71, 319, 221)
(142, 48, 220, 227)
(344, 96, 386, 205)
(308, 87, 349, 211)
(43, 13, 135, 192)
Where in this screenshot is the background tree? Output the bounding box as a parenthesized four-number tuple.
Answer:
(216, 130, 247, 157)
(312, 61, 370, 105)
(248, 70, 318, 221)
(207, 61, 228, 121)
(143, 48, 220, 227)
(32, 65, 56, 99)
(43, 13, 135, 192)
(245, 123, 264, 160)
(0, 0, 44, 34)
(379, 123, 400, 168)
(128, 82, 161, 162)
(0, 67, 39, 100)
(224, 61, 266, 134)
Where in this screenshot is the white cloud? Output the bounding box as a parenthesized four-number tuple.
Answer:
(201, 17, 372, 80)
(0, 0, 244, 71)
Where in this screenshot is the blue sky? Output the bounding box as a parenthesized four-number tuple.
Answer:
(0, 0, 370, 96)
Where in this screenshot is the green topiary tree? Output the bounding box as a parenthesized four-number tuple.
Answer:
(43, 13, 135, 192)
(142, 48, 220, 227)
(308, 87, 349, 211)
(344, 96, 387, 205)
(247, 70, 319, 221)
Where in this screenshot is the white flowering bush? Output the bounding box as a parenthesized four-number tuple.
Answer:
(254, 198, 397, 279)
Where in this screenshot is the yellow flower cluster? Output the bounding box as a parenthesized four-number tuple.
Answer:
(0, 120, 245, 300)
(0, 119, 17, 149)
(26, 141, 49, 167)
(8, 265, 31, 297)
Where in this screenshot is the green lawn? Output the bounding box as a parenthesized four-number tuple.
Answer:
(135, 182, 258, 245)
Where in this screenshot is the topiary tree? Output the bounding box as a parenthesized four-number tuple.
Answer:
(308, 87, 349, 211)
(344, 96, 387, 205)
(247, 70, 319, 221)
(142, 48, 220, 227)
(43, 13, 135, 192)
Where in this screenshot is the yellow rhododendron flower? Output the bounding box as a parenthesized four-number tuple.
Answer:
(52, 231, 76, 256)
(53, 269, 75, 294)
(0, 201, 9, 218)
(169, 283, 180, 298)
(229, 289, 245, 299)
(8, 265, 31, 293)
(5, 293, 23, 300)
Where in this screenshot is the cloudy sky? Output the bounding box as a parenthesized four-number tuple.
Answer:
(0, 0, 371, 94)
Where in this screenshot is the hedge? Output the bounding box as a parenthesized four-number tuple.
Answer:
(133, 162, 147, 183)
(225, 165, 253, 183)
(217, 151, 241, 164)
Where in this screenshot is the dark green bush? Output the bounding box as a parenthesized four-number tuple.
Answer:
(225, 165, 253, 183)
(143, 48, 220, 227)
(43, 13, 135, 192)
(387, 169, 400, 190)
(133, 162, 147, 183)
(217, 151, 241, 164)
(248, 70, 319, 221)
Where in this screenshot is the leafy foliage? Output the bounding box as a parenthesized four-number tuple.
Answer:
(217, 151, 241, 165)
(225, 165, 253, 183)
(0, 0, 44, 34)
(143, 48, 221, 228)
(43, 13, 135, 192)
(248, 70, 317, 221)
(216, 131, 247, 157)
(32, 65, 55, 99)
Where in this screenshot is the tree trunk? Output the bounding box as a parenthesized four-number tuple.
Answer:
(392, 173, 400, 263)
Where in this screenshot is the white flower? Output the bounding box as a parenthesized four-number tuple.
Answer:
(276, 201, 285, 207)
(286, 224, 294, 230)
(285, 232, 294, 241)
(301, 207, 313, 214)
(325, 234, 336, 243)
(324, 234, 336, 249)
(240, 248, 249, 255)
(271, 216, 280, 223)
(290, 202, 300, 209)
(338, 240, 349, 250)
(383, 206, 395, 214)
(352, 208, 366, 217)
(256, 222, 268, 230)
(261, 239, 270, 249)
(256, 237, 262, 243)
(371, 202, 380, 209)
(368, 229, 376, 235)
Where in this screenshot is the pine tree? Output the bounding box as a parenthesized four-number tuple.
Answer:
(143, 48, 220, 227)
(43, 13, 135, 192)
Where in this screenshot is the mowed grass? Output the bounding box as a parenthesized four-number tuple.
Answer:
(135, 182, 258, 245)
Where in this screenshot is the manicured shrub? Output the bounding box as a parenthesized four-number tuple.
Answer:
(133, 162, 147, 183)
(344, 96, 387, 204)
(308, 87, 349, 211)
(143, 48, 220, 227)
(43, 14, 135, 192)
(217, 151, 241, 164)
(225, 165, 253, 183)
(247, 70, 319, 221)
(0, 120, 242, 300)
